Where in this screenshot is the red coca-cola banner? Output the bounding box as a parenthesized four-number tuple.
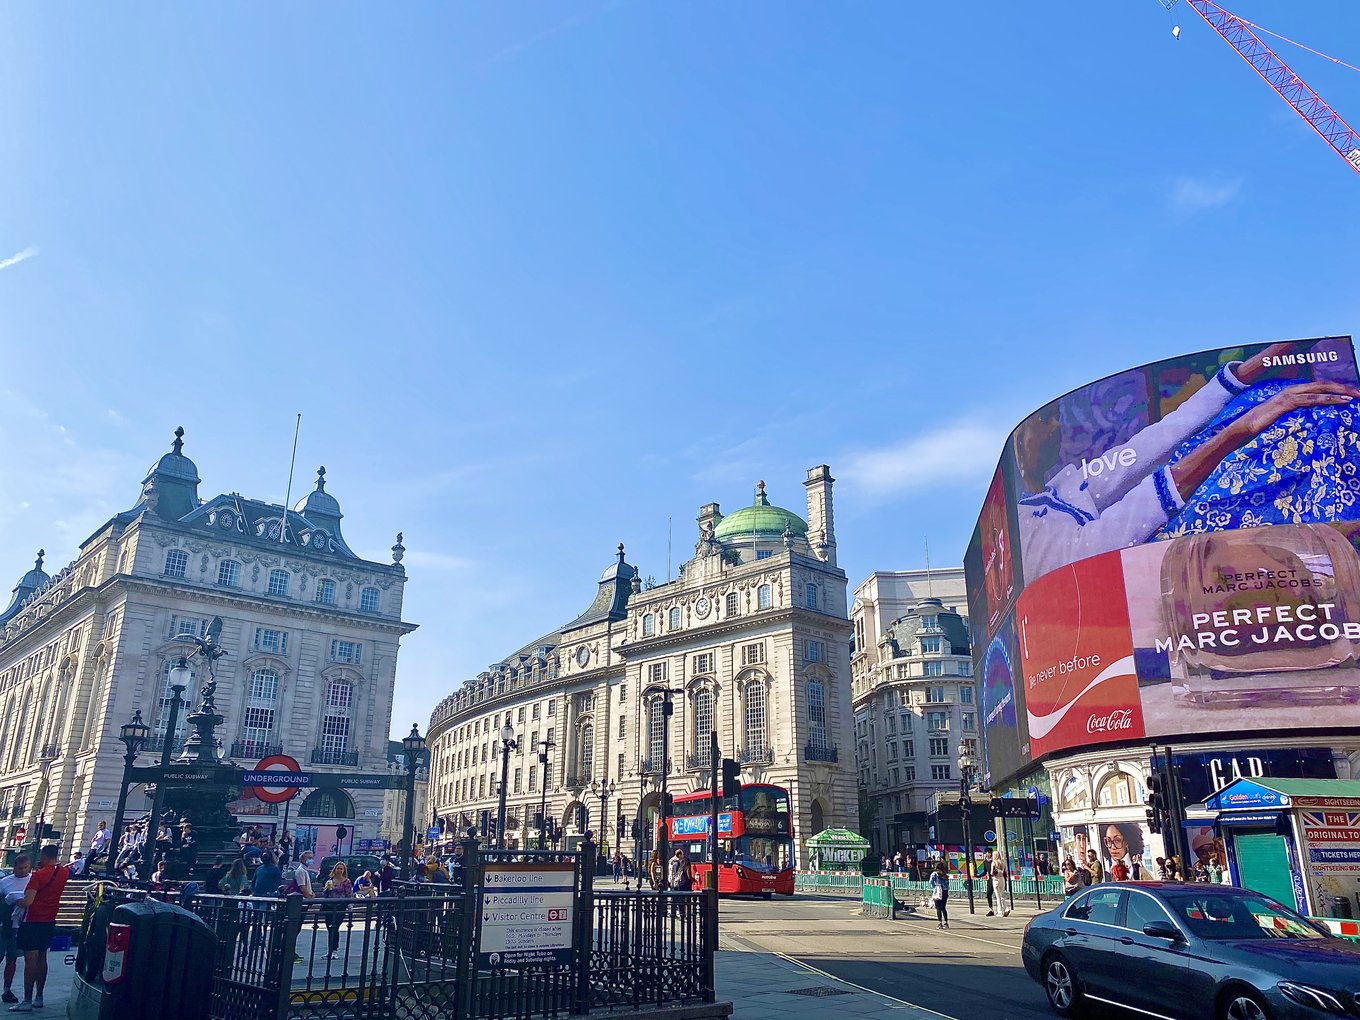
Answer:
(1016, 551, 1146, 758)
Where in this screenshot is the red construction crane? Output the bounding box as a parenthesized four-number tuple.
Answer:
(1163, 0, 1360, 176)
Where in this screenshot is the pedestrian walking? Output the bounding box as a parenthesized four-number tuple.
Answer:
(611, 850, 622, 883)
(1060, 857, 1082, 897)
(0, 856, 31, 1006)
(322, 863, 353, 961)
(288, 852, 317, 898)
(219, 859, 250, 896)
(1085, 850, 1104, 884)
(929, 863, 950, 929)
(668, 849, 693, 891)
(10, 846, 69, 1013)
(982, 851, 996, 914)
(989, 853, 1012, 916)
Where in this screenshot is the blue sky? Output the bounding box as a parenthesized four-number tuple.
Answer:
(2, 2, 1358, 738)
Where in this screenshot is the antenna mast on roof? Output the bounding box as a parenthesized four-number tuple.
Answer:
(667, 517, 672, 579)
(924, 537, 933, 598)
(281, 414, 302, 544)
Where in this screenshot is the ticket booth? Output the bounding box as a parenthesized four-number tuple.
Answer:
(1204, 777, 1360, 919)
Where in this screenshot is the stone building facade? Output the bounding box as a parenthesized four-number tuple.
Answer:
(850, 569, 976, 852)
(426, 468, 855, 867)
(0, 429, 415, 857)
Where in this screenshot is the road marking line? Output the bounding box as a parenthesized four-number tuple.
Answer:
(901, 925, 1022, 951)
(771, 950, 964, 1020)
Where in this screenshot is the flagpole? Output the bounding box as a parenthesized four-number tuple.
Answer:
(281, 414, 302, 543)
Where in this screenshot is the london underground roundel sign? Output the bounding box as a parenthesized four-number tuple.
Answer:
(251, 753, 304, 803)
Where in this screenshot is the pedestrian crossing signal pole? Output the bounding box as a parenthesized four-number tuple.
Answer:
(708, 731, 719, 890)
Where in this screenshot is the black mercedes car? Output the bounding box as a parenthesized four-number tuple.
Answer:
(1021, 882, 1360, 1020)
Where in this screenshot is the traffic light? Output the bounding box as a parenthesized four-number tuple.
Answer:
(1146, 770, 1165, 834)
(722, 758, 741, 799)
(534, 812, 544, 832)
(39, 824, 60, 843)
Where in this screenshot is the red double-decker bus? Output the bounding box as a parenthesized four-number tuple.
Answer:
(664, 783, 796, 897)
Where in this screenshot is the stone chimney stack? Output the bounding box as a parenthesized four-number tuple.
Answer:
(803, 465, 836, 566)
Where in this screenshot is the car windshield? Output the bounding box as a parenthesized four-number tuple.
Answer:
(1162, 890, 1327, 941)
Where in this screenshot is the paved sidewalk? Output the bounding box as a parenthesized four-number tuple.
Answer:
(717, 932, 945, 1020)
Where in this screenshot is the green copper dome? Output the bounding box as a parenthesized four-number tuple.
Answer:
(712, 482, 808, 542)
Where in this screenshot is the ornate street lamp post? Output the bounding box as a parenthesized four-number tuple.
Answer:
(958, 741, 977, 915)
(537, 738, 555, 850)
(31, 749, 58, 857)
(496, 723, 517, 850)
(400, 724, 426, 880)
(146, 656, 190, 842)
(656, 688, 682, 886)
(590, 779, 615, 872)
(108, 712, 150, 877)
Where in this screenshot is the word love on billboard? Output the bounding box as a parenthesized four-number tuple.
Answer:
(965, 336, 1360, 784)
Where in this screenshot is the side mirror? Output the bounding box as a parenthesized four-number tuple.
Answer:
(1143, 921, 1183, 942)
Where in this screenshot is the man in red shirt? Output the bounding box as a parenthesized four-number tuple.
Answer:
(12, 846, 68, 1013)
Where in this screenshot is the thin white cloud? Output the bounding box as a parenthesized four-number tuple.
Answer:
(1170, 177, 1241, 215)
(400, 549, 476, 572)
(0, 247, 37, 271)
(839, 422, 1008, 499)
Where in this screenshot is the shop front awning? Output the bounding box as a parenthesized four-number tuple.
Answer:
(805, 827, 871, 848)
(1204, 777, 1360, 813)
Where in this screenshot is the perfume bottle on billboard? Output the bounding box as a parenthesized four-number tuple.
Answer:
(1158, 523, 1360, 706)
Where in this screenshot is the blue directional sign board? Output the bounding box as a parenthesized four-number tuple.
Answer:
(672, 813, 732, 836)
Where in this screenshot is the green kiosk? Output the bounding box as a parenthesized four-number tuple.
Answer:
(1204, 777, 1360, 920)
(805, 828, 871, 872)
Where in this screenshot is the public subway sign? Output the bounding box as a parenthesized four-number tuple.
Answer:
(132, 766, 407, 790)
(479, 864, 575, 969)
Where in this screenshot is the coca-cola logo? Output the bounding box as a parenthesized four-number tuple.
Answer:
(1085, 709, 1135, 735)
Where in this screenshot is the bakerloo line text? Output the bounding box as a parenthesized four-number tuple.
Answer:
(1155, 603, 1360, 652)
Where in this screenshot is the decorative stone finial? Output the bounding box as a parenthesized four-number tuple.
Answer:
(34, 550, 44, 571)
(316, 466, 326, 491)
(617, 542, 626, 562)
(391, 532, 406, 564)
(172, 426, 185, 455)
(757, 480, 765, 494)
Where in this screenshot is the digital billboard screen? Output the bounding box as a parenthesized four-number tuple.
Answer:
(965, 337, 1360, 784)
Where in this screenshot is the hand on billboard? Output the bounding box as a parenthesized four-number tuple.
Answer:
(1238, 341, 1314, 384)
(1238, 380, 1360, 434)
(1171, 380, 1360, 501)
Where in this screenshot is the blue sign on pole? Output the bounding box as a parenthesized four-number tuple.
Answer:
(983, 829, 997, 843)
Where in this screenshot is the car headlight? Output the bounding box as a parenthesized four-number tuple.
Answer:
(1278, 982, 1347, 1013)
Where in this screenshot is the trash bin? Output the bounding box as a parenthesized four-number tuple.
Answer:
(98, 900, 216, 1020)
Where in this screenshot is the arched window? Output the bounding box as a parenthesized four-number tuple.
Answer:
(757, 584, 772, 610)
(360, 587, 380, 613)
(668, 607, 681, 630)
(807, 680, 827, 750)
(648, 700, 665, 768)
(267, 569, 290, 597)
(8, 692, 29, 771)
(320, 680, 353, 763)
(315, 579, 337, 605)
(164, 550, 188, 578)
(242, 670, 280, 757)
(153, 662, 196, 753)
(577, 723, 594, 782)
(641, 614, 654, 638)
(1097, 770, 1140, 807)
(693, 690, 713, 752)
(298, 788, 355, 819)
(744, 682, 766, 758)
(0, 696, 13, 770)
(1060, 773, 1091, 812)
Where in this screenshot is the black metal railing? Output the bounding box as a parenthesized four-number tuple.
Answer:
(309, 748, 358, 766)
(231, 740, 282, 760)
(638, 758, 668, 776)
(75, 838, 719, 1020)
(738, 746, 773, 765)
(684, 752, 709, 771)
(39, 744, 60, 760)
(804, 743, 838, 763)
(566, 772, 592, 788)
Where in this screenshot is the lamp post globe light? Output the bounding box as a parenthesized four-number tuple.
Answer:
(108, 711, 151, 877)
(536, 739, 555, 850)
(496, 723, 517, 850)
(400, 723, 427, 880)
(957, 740, 976, 915)
(32, 748, 58, 857)
(145, 655, 190, 856)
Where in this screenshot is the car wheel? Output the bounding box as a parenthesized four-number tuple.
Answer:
(1220, 989, 1272, 1020)
(1042, 953, 1082, 1017)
